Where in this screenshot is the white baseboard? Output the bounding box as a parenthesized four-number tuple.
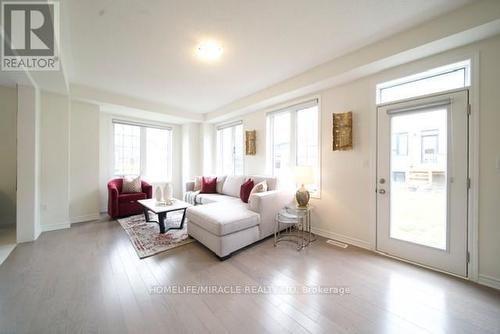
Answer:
(70, 213, 101, 224)
(40, 222, 71, 232)
(34, 225, 41, 240)
(478, 274, 500, 290)
(311, 227, 374, 250)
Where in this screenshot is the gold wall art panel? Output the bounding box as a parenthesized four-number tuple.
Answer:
(332, 112, 353, 151)
(245, 130, 256, 155)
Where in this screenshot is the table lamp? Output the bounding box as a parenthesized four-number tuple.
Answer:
(294, 166, 314, 208)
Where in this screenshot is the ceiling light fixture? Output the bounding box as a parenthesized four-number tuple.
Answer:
(196, 41, 223, 61)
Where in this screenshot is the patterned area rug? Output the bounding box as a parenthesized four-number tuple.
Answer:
(118, 213, 195, 259)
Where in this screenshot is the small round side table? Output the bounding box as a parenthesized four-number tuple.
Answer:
(274, 205, 316, 250)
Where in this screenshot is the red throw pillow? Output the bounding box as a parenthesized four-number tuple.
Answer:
(200, 176, 217, 193)
(240, 179, 254, 203)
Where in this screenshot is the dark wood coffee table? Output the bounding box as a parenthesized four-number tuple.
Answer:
(137, 198, 192, 234)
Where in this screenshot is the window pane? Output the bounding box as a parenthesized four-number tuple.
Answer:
(377, 60, 470, 104)
(145, 127, 171, 182)
(272, 112, 291, 177)
(380, 69, 465, 103)
(217, 124, 244, 176)
(390, 108, 448, 250)
(297, 106, 319, 191)
(393, 133, 408, 156)
(221, 127, 233, 175)
(234, 125, 244, 175)
(114, 123, 140, 175)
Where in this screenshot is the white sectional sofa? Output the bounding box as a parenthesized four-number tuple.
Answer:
(185, 175, 293, 259)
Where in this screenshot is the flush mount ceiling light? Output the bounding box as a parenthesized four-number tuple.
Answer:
(196, 41, 223, 61)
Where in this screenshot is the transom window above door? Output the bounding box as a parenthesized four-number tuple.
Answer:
(266, 99, 320, 196)
(376, 60, 471, 104)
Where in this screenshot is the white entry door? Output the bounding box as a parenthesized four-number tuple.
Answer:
(376, 90, 469, 277)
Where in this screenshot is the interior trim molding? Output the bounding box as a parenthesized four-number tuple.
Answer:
(311, 227, 374, 250)
(70, 213, 101, 224)
(478, 274, 500, 291)
(40, 222, 71, 233)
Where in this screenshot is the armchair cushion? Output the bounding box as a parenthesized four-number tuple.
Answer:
(123, 175, 142, 193)
(107, 178, 152, 219)
(118, 192, 147, 203)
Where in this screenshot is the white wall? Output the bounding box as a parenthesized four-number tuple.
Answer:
(201, 122, 215, 175)
(39, 92, 70, 231)
(212, 35, 500, 285)
(0, 86, 17, 228)
(16, 85, 41, 242)
(182, 123, 202, 192)
(70, 101, 100, 223)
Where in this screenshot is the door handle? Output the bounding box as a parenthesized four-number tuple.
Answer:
(378, 189, 386, 194)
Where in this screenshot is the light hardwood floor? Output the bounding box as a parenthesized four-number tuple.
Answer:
(0, 219, 499, 334)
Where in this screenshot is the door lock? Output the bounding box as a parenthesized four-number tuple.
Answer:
(378, 189, 386, 194)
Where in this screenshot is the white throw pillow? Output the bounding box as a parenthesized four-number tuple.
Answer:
(221, 176, 245, 197)
(249, 180, 268, 197)
(193, 176, 202, 191)
(122, 175, 142, 193)
(216, 175, 227, 193)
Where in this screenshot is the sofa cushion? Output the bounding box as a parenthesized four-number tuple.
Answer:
(240, 179, 254, 203)
(249, 175, 277, 191)
(187, 202, 260, 236)
(201, 176, 217, 193)
(195, 193, 241, 205)
(249, 180, 267, 198)
(221, 176, 246, 197)
(215, 176, 227, 193)
(193, 176, 202, 191)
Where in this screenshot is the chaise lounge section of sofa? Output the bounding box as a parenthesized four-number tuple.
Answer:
(185, 175, 293, 259)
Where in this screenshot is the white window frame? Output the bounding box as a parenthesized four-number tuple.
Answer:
(266, 99, 321, 197)
(216, 121, 244, 175)
(376, 60, 471, 104)
(112, 119, 173, 182)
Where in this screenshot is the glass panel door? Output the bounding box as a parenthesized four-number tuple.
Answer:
(376, 90, 469, 277)
(390, 109, 447, 250)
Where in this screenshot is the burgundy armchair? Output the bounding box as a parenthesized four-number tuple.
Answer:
(107, 178, 153, 219)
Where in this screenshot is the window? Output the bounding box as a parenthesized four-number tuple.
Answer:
(114, 123, 141, 175)
(267, 100, 320, 195)
(376, 60, 470, 104)
(392, 171, 406, 183)
(216, 122, 243, 175)
(394, 132, 408, 156)
(421, 130, 439, 163)
(113, 121, 172, 182)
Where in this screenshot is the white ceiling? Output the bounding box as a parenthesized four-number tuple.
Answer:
(63, 0, 475, 113)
